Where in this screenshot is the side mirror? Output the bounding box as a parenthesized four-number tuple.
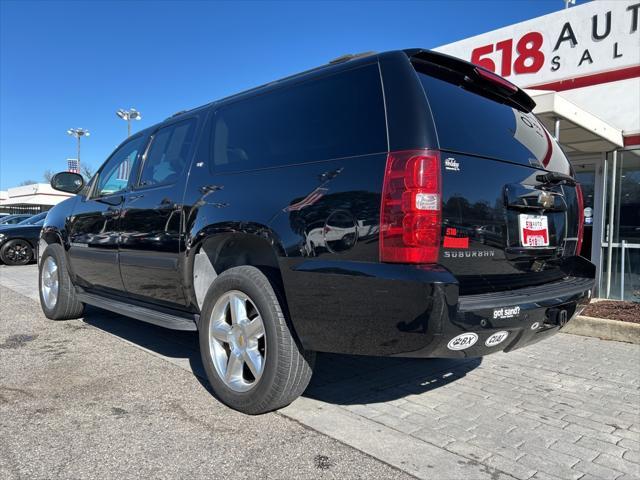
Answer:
(51, 172, 85, 194)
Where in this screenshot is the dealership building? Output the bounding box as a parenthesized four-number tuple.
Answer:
(0, 183, 74, 215)
(436, 0, 640, 301)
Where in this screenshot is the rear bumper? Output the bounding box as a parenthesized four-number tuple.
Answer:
(409, 275, 593, 358)
(282, 256, 595, 358)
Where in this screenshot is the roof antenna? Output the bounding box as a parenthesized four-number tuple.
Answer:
(563, 0, 576, 9)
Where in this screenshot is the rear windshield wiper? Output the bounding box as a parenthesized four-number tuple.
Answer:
(536, 171, 576, 186)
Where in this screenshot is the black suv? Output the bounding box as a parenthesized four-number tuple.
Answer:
(41, 49, 594, 414)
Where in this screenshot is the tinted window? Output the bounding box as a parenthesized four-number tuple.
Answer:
(416, 68, 568, 170)
(95, 135, 146, 197)
(211, 64, 386, 172)
(18, 212, 47, 225)
(138, 119, 197, 187)
(1, 215, 29, 224)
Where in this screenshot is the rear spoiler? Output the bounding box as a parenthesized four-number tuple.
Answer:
(404, 48, 536, 113)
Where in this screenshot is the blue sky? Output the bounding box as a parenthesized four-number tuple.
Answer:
(0, 0, 585, 189)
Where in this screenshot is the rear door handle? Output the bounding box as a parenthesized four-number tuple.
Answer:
(159, 198, 181, 209)
(101, 207, 120, 218)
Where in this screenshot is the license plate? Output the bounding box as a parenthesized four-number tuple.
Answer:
(519, 214, 549, 247)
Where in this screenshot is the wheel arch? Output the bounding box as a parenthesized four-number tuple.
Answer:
(186, 222, 287, 312)
(40, 226, 64, 247)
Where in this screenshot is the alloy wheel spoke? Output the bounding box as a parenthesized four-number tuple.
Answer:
(229, 295, 247, 325)
(245, 315, 264, 340)
(243, 349, 263, 379)
(225, 351, 244, 382)
(41, 257, 59, 309)
(48, 289, 56, 305)
(211, 322, 231, 342)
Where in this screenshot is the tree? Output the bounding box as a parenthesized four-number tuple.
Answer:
(43, 169, 55, 182)
(18, 179, 39, 186)
(80, 164, 94, 181)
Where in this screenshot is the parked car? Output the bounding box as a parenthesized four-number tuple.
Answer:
(0, 214, 32, 226)
(0, 212, 48, 265)
(40, 49, 594, 414)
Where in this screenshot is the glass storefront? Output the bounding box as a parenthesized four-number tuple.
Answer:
(600, 149, 640, 301)
(574, 162, 596, 261)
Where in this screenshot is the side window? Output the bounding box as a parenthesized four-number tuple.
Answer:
(138, 119, 197, 187)
(94, 135, 146, 197)
(211, 64, 386, 172)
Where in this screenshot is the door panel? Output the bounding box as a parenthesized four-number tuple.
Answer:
(119, 185, 186, 306)
(67, 195, 124, 292)
(118, 117, 198, 307)
(67, 134, 147, 293)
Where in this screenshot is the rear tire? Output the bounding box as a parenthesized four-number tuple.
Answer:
(39, 243, 84, 320)
(0, 239, 33, 265)
(199, 265, 314, 414)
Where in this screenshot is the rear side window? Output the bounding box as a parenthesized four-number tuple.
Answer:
(139, 119, 197, 187)
(210, 64, 386, 172)
(415, 65, 567, 170)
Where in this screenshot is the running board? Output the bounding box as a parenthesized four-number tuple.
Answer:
(77, 291, 198, 331)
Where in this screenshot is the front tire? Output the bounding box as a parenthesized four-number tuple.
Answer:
(199, 266, 314, 414)
(39, 243, 84, 320)
(0, 239, 33, 265)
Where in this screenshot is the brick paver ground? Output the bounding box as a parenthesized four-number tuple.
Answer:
(285, 328, 640, 479)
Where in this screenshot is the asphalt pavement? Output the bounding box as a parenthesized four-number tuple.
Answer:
(0, 281, 412, 480)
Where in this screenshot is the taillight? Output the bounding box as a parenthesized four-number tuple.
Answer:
(475, 67, 519, 93)
(575, 183, 584, 256)
(380, 149, 442, 263)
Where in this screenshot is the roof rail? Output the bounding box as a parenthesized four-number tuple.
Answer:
(328, 51, 376, 65)
(165, 110, 188, 120)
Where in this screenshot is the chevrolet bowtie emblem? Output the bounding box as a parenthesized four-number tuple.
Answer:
(538, 191, 554, 209)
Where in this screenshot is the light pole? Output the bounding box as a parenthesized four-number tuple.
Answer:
(66, 128, 90, 171)
(116, 108, 142, 137)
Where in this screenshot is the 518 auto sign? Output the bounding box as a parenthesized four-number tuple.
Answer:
(437, 1, 640, 89)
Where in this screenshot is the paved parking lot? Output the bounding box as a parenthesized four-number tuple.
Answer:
(1, 264, 640, 479)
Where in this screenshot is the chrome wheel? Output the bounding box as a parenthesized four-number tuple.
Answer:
(208, 290, 266, 392)
(41, 256, 59, 310)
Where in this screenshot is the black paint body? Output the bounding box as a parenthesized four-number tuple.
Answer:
(42, 49, 595, 358)
(0, 224, 42, 251)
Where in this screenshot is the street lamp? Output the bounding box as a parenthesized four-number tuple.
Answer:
(66, 128, 90, 171)
(116, 108, 142, 137)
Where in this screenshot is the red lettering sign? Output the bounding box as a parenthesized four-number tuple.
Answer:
(471, 32, 545, 77)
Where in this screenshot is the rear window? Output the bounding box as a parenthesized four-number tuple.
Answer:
(139, 119, 197, 187)
(210, 64, 386, 172)
(415, 65, 565, 170)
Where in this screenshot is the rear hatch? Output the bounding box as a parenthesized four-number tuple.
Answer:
(410, 51, 583, 295)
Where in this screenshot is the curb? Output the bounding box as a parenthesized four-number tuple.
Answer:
(561, 315, 640, 344)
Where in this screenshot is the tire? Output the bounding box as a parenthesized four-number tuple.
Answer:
(199, 265, 315, 414)
(39, 243, 85, 320)
(0, 239, 33, 266)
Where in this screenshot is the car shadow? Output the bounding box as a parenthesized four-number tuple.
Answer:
(80, 306, 206, 379)
(80, 306, 482, 405)
(303, 353, 482, 405)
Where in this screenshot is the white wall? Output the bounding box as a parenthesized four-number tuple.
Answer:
(1, 183, 74, 206)
(435, 0, 640, 134)
(560, 78, 640, 136)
